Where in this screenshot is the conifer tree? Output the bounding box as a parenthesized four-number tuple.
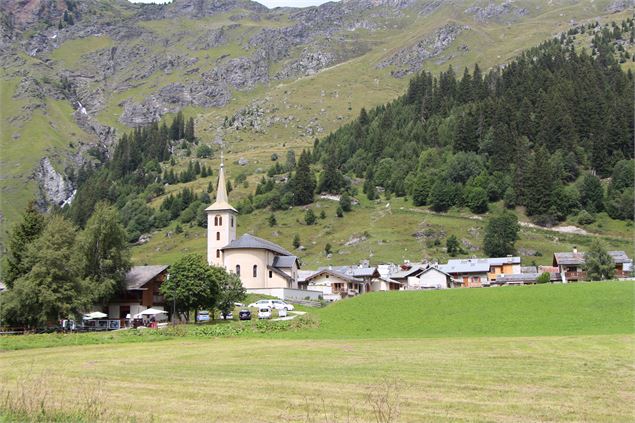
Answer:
(3, 202, 46, 288)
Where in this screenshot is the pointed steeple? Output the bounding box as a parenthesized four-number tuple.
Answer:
(205, 151, 237, 212)
(216, 151, 228, 204)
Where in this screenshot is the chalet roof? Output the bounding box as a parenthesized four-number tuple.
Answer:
(125, 265, 169, 290)
(297, 270, 317, 283)
(553, 252, 585, 266)
(439, 257, 520, 274)
(521, 266, 538, 274)
(222, 234, 293, 256)
(272, 255, 298, 268)
(418, 266, 454, 279)
(390, 266, 426, 279)
(553, 250, 630, 266)
(608, 251, 631, 264)
(439, 259, 490, 274)
(487, 256, 521, 266)
(306, 268, 363, 284)
(328, 265, 380, 278)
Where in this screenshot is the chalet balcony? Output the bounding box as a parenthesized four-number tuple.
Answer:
(564, 271, 587, 280)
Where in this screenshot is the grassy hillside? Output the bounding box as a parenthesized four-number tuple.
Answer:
(295, 281, 635, 339)
(132, 190, 635, 269)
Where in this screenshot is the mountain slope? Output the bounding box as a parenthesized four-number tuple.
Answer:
(0, 0, 632, 242)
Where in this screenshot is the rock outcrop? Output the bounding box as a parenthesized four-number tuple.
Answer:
(34, 157, 74, 209)
(378, 23, 468, 77)
(465, 1, 529, 23)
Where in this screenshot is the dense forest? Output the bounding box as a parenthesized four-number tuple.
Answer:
(309, 20, 634, 224)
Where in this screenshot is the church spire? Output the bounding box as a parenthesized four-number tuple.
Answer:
(205, 148, 237, 213)
(216, 150, 228, 204)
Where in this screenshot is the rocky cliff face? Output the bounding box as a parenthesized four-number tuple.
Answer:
(378, 24, 469, 77)
(34, 157, 74, 210)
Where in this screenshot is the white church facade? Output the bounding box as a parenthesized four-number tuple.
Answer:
(205, 160, 320, 300)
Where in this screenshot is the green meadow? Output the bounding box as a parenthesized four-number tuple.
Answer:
(1, 282, 633, 422)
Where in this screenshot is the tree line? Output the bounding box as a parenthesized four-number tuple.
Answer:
(1, 202, 245, 328)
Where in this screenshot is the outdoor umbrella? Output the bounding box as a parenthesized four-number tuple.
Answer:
(84, 311, 108, 319)
(139, 308, 168, 316)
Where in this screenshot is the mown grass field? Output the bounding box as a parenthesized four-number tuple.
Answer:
(1, 282, 633, 422)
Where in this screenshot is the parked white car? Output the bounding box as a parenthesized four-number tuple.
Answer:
(258, 307, 272, 319)
(248, 299, 294, 311)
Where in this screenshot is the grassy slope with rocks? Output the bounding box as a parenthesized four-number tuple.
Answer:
(0, 0, 631, 245)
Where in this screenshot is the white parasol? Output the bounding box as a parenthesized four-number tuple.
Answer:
(84, 311, 108, 319)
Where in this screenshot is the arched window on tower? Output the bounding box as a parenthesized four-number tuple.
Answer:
(218, 216, 222, 226)
(214, 216, 219, 226)
(235, 265, 240, 276)
(252, 265, 258, 278)
(216, 232, 220, 241)
(216, 249, 220, 258)
(231, 216, 234, 227)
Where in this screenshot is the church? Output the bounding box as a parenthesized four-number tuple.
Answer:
(205, 159, 307, 294)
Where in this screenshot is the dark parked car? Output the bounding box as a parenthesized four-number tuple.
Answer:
(239, 309, 252, 320)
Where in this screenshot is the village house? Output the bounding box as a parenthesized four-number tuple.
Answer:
(107, 265, 169, 320)
(408, 266, 460, 289)
(300, 264, 396, 301)
(552, 247, 632, 283)
(439, 256, 521, 287)
(384, 262, 459, 289)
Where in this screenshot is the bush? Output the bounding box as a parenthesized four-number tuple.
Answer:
(465, 186, 489, 214)
(577, 210, 595, 225)
(196, 144, 213, 158)
(304, 209, 317, 225)
(536, 272, 551, 284)
(340, 192, 352, 212)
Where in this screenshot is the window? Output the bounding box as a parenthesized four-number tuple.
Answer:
(216, 232, 220, 241)
(214, 216, 218, 226)
(218, 216, 222, 226)
(231, 216, 234, 227)
(253, 265, 258, 277)
(269, 270, 273, 278)
(216, 249, 220, 258)
(235, 265, 240, 276)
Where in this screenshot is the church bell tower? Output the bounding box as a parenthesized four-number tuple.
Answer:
(206, 154, 237, 267)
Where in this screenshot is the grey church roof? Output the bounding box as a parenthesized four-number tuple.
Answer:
(222, 233, 293, 256)
(272, 255, 298, 268)
(125, 265, 169, 290)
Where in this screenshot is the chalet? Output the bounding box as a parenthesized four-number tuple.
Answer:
(552, 248, 632, 282)
(305, 268, 363, 301)
(107, 265, 169, 320)
(304, 265, 380, 301)
(439, 256, 521, 287)
(387, 262, 428, 285)
(406, 266, 459, 289)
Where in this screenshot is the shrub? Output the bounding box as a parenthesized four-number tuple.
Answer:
(304, 209, 317, 225)
(536, 272, 551, 284)
(577, 210, 595, 225)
